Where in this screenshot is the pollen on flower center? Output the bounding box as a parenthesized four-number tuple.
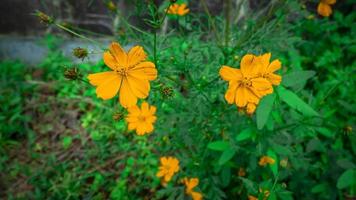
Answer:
(137, 115, 146, 122)
(116, 68, 128, 76)
(241, 77, 252, 87)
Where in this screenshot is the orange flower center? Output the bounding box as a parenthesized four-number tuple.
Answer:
(116, 68, 128, 76)
(241, 77, 252, 87)
(138, 115, 146, 122)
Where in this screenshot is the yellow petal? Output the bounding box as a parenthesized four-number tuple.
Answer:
(141, 102, 150, 114)
(103, 52, 118, 71)
(268, 74, 282, 86)
(323, 0, 336, 5)
(127, 105, 141, 116)
(126, 75, 150, 98)
(240, 54, 256, 77)
(119, 78, 137, 108)
(149, 105, 157, 115)
(268, 59, 281, 72)
(156, 169, 165, 178)
(191, 191, 203, 200)
(127, 46, 147, 67)
(144, 122, 154, 133)
(87, 71, 117, 86)
(235, 87, 248, 107)
(251, 78, 273, 95)
(109, 42, 127, 67)
(219, 66, 243, 81)
(258, 53, 271, 68)
(128, 121, 138, 130)
(131, 62, 157, 81)
(317, 3, 332, 17)
(224, 82, 238, 104)
(136, 122, 147, 135)
(95, 75, 122, 100)
(246, 88, 260, 104)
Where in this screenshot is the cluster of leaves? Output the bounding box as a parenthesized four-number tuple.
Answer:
(1, 0, 355, 199)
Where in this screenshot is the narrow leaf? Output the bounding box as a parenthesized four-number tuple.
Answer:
(282, 70, 316, 87)
(218, 148, 236, 165)
(277, 86, 319, 117)
(256, 93, 276, 130)
(208, 141, 230, 151)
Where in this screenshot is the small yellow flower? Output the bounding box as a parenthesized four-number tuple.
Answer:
(126, 102, 157, 135)
(248, 195, 258, 200)
(238, 167, 246, 177)
(317, 0, 336, 17)
(258, 156, 275, 166)
(183, 178, 203, 200)
(87, 42, 157, 108)
(167, 3, 190, 16)
(219, 54, 273, 108)
(156, 156, 180, 183)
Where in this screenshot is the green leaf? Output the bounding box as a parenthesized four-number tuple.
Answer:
(277, 86, 319, 117)
(256, 93, 276, 130)
(316, 127, 334, 138)
(337, 169, 356, 189)
(218, 148, 236, 165)
(268, 192, 277, 200)
(235, 128, 253, 142)
(208, 141, 230, 151)
(282, 70, 315, 87)
(62, 136, 72, 149)
(267, 149, 278, 177)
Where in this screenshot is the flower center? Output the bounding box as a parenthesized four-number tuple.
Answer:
(138, 115, 146, 122)
(241, 77, 252, 87)
(116, 68, 128, 76)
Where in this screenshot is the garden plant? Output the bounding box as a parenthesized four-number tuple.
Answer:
(0, 0, 355, 199)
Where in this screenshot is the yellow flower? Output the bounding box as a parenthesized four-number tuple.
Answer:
(258, 156, 275, 166)
(219, 54, 273, 108)
(126, 101, 157, 135)
(317, 0, 336, 17)
(156, 156, 180, 183)
(183, 178, 203, 200)
(87, 42, 157, 108)
(167, 3, 190, 16)
(248, 195, 258, 200)
(238, 167, 246, 177)
(255, 53, 282, 86)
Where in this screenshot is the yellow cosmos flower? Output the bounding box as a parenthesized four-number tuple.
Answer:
(258, 156, 275, 166)
(87, 42, 157, 108)
(317, 0, 336, 17)
(167, 3, 190, 16)
(219, 54, 273, 108)
(255, 53, 282, 86)
(248, 195, 258, 200)
(125, 101, 157, 135)
(183, 177, 203, 200)
(156, 156, 180, 183)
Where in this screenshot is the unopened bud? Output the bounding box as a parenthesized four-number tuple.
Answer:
(112, 112, 124, 121)
(35, 11, 54, 25)
(72, 47, 88, 60)
(64, 67, 82, 80)
(160, 85, 174, 98)
(107, 1, 117, 12)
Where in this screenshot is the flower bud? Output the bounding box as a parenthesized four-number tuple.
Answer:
(35, 11, 54, 25)
(72, 47, 88, 60)
(64, 67, 82, 80)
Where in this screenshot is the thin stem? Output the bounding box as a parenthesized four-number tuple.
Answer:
(200, 0, 220, 44)
(56, 23, 104, 48)
(153, 31, 157, 66)
(224, 0, 231, 47)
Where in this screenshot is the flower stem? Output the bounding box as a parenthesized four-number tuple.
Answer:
(56, 23, 104, 48)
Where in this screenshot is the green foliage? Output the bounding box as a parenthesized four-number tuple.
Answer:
(1, 0, 356, 200)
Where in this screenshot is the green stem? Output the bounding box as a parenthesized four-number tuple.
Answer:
(200, 0, 220, 44)
(153, 31, 157, 66)
(224, 0, 231, 47)
(56, 24, 103, 48)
